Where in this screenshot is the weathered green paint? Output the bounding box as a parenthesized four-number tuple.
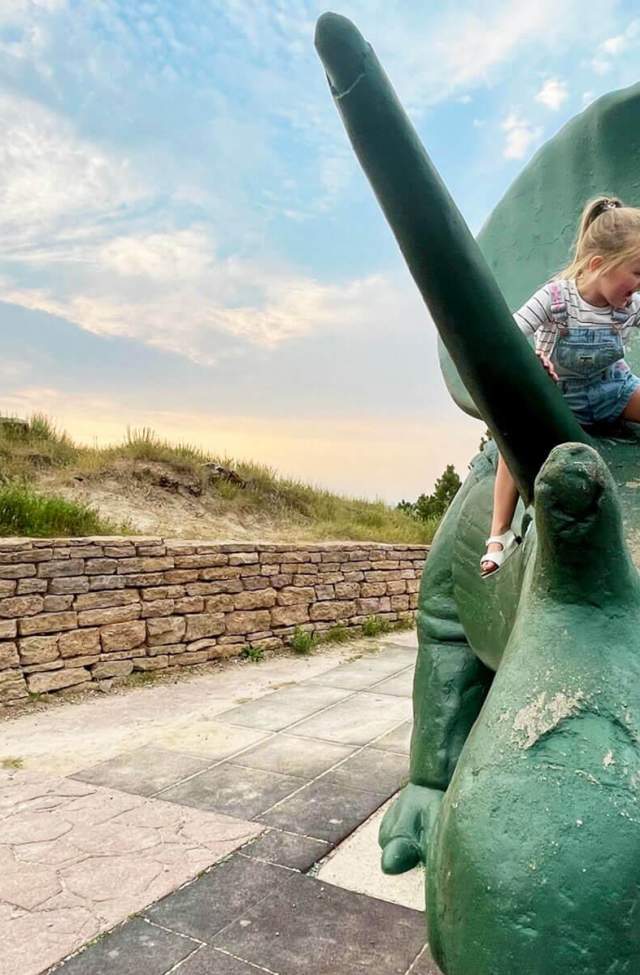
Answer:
(315, 11, 640, 975)
(428, 443, 640, 975)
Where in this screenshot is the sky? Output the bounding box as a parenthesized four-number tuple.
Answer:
(1, 0, 640, 503)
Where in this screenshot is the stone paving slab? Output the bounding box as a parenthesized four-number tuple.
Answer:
(218, 684, 353, 732)
(212, 870, 426, 975)
(303, 651, 415, 691)
(56, 865, 432, 975)
(233, 733, 356, 779)
(144, 853, 292, 942)
(241, 827, 330, 871)
(1, 632, 426, 975)
(320, 747, 409, 795)
(382, 633, 419, 648)
(257, 777, 387, 844)
(291, 692, 412, 745)
(174, 947, 270, 974)
(70, 746, 212, 797)
(410, 947, 443, 974)
(152, 720, 270, 760)
(159, 763, 306, 819)
(372, 668, 414, 697)
(0, 645, 362, 776)
(46, 916, 199, 975)
(371, 721, 413, 756)
(316, 800, 424, 911)
(0, 771, 262, 975)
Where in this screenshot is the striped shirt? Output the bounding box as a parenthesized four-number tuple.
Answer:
(514, 278, 640, 357)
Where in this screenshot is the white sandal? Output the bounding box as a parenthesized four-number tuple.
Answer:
(480, 529, 520, 575)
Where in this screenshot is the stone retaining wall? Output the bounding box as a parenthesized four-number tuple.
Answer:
(0, 537, 427, 706)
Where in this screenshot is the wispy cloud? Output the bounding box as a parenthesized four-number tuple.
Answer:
(591, 18, 640, 73)
(501, 113, 543, 160)
(0, 92, 144, 252)
(0, 252, 402, 360)
(535, 78, 569, 110)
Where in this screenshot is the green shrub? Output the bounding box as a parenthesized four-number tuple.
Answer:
(241, 644, 264, 663)
(322, 625, 350, 644)
(0, 484, 122, 537)
(361, 616, 392, 638)
(290, 627, 315, 655)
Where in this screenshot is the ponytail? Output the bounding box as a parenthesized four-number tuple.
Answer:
(556, 196, 640, 280)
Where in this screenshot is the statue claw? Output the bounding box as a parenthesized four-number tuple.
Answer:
(378, 783, 444, 875)
(381, 836, 422, 874)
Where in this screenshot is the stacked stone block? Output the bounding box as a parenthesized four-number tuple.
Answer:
(0, 537, 427, 706)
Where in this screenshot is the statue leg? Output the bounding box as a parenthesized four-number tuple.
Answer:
(379, 468, 494, 874)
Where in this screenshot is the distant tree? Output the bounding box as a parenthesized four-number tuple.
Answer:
(396, 499, 415, 515)
(398, 464, 462, 522)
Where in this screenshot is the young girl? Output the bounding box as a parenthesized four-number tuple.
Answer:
(481, 196, 640, 574)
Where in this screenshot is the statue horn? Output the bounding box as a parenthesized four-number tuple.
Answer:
(314, 12, 587, 504)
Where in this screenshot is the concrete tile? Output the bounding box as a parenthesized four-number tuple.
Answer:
(242, 829, 329, 871)
(51, 917, 197, 974)
(71, 747, 211, 797)
(144, 854, 293, 941)
(0, 771, 262, 975)
(304, 652, 414, 691)
(153, 720, 270, 760)
(321, 748, 409, 795)
(257, 777, 385, 844)
(316, 800, 425, 911)
(372, 722, 413, 756)
(213, 871, 426, 975)
(218, 684, 352, 731)
(0, 903, 101, 975)
(291, 693, 412, 746)
(160, 763, 304, 819)
(175, 947, 265, 974)
(236, 734, 355, 779)
(382, 631, 419, 648)
(372, 668, 414, 697)
(411, 946, 444, 974)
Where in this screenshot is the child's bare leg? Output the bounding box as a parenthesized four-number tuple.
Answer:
(481, 454, 519, 574)
(622, 388, 640, 422)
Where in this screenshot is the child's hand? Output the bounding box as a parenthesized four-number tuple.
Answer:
(536, 351, 558, 382)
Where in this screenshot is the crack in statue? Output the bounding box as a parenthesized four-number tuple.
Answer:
(315, 13, 640, 975)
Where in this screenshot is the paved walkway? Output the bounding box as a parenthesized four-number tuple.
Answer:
(0, 630, 440, 975)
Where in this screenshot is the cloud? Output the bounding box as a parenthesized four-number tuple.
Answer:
(591, 18, 640, 73)
(0, 237, 400, 360)
(535, 78, 569, 110)
(99, 230, 215, 281)
(0, 92, 145, 252)
(501, 113, 543, 160)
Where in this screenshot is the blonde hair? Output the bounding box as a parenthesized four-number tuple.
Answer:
(556, 196, 640, 281)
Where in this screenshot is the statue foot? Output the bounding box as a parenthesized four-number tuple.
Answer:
(378, 783, 444, 875)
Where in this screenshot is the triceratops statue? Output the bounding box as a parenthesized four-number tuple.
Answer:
(316, 13, 640, 975)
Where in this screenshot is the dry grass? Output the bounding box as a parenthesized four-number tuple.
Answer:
(0, 414, 437, 543)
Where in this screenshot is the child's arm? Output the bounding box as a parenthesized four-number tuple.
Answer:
(513, 284, 558, 380)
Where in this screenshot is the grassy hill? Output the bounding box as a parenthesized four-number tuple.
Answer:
(0, 415, 438, 543)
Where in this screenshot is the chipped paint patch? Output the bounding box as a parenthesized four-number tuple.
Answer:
(512, 691, 585, 749)
(603, 750, 615, 767)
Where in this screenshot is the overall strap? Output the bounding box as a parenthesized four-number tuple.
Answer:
(548, 280, 569, 333)
(611, 306, 633, 327)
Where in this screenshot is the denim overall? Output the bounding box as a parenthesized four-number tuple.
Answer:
(548, 281, 640, 426)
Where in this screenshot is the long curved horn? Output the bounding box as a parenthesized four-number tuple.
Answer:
(314, 13, 587, 504)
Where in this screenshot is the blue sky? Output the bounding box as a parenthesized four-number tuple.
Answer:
(1, 0, 640, 501)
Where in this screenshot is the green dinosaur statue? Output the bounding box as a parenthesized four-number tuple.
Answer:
(315, 13, 640, 975)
